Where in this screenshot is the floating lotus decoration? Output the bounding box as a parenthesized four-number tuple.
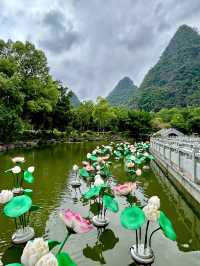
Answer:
(84, 184, 119, 227)
(4, 237, 77, 266)
(114, 182, 137, 197)
(5, 157, 35, 195)
(3, 195, 39, 244)
(70, 165, 81, 195)
(120, 195, 176, 264)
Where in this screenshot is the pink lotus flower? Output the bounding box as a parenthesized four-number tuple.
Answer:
(85, 164, 95, 172)
(114, 182, 137, 196)
(60, 209, 93, 233)
(101, 156, 109, 161)
(126, 162, 135, 168)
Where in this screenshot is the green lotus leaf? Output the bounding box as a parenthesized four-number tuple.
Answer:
(103, 195, 119, 213)
(23, 188, 33, 196)
(79, 168, 89, 178)
(89, 155, 97, 162)
(120, 206, 145, 230)
(148, 155, 154, 160)
(114, 150, 121, 158)
(23, 171, 34, 184)
(4, 195, 32, 218)
(134, 158, 142, 165)
(48, 240, 61, 251)
(56, 252, 77, 266)
(126, 154, 135, 161)
(83, 186, 102, 200)
(159, 211, 176, 241)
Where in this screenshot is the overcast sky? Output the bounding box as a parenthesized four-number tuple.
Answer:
(0, 0, 200, 100)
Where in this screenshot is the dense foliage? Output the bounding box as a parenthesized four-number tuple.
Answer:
(106, 77, 137, 107)
(0, 40, 76, 141)
(1, 35, 200, 143)
(135, 25, 200, 111)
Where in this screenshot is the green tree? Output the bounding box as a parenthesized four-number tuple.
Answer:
(92, 97, 116, 132)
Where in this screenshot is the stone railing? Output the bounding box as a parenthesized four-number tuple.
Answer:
(150, 137, 200, 184)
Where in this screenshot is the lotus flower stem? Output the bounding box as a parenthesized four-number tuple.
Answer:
(14, 218, 18, 230)
(139, 227, 142, 243)
(144, 220, 150, 249)
(19, 216, 24, 229)
(135, 229, 138, 251)
(149, 227, 161, 247)
(58, 230, 70, 253)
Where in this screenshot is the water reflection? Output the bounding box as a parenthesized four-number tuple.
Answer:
(83, 228, 119, 264)
(1, 244, 24, 265)
(150, 161, 200, 252)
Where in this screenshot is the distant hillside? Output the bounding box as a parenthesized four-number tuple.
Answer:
(136, 25, 200, 111)
(70, 92, 80, 107)
(106, 77, 137, 106)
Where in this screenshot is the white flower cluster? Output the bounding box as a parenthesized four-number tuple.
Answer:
(21, 238, 58, 266)
(143, 196, 160, 222)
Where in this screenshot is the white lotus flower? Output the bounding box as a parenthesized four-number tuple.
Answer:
(0, 190, 13, 204)
(11, 166, 21, 174)
(92, 150, 97, 155)
(35, 253, 58, 266)
(96, 165, 101, 171)
(28, 166, 35, 173)
(143, 204, 160, 222)
(0, 260, 3, 266)
(21, 238, 49, 266)
(12, 157, 25, 163)
(136, 169, 142, 176)
(73, 164, 79, 171)
(148, 196, 160, 210)
(94, 175, 104, 186)
(87, 153, 91, 159)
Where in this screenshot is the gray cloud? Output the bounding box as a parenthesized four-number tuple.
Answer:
(0, 0, 200, 100)
(39, 9, 81, 53)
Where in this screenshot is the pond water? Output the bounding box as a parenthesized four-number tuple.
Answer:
(0, 142, 200, 265)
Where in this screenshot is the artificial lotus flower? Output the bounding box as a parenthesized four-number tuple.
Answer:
(60, 209, 93, 233)
(12, 156, 25, 163)
(28, 166, 35, 173)
(0, 190, 13, 204)
(21, 238, 49, 266)
(82, 161, 89, 166)
(102, 155, 109, 161)
(94, 174, 104, 186)
(114, 182, 137, 196)
(126, 162, 135, 168)
(73, 164, 79, 171)
(97, 157, 103, 163)
(0, 260, 2, 266)
(11, 165, 21, 174)
(35, 253, 58, 266)
(96, 165, 101, 171)
(148, 196, 160, 210)
(92, 150, 97, 155)
(87, 153, 91, 159)
(136, 169, 142, 176)
(143, 204, 160, 222)
(85, 164, 94, 172)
